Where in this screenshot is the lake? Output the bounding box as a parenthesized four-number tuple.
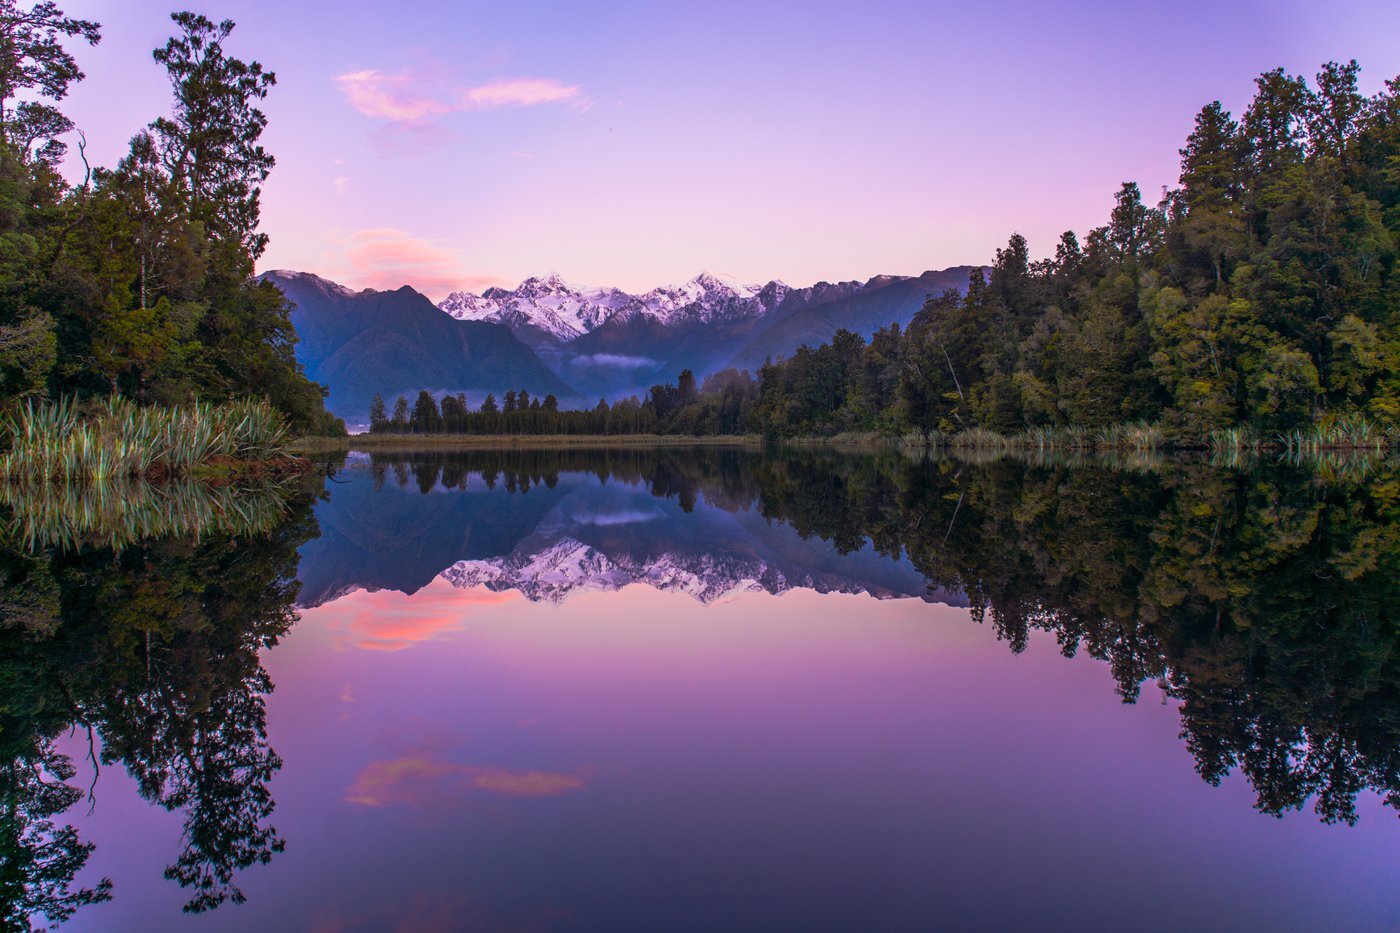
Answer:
(5, 447, 1397, 931)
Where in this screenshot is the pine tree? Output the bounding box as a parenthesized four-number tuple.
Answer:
(410, 390, 440, 433)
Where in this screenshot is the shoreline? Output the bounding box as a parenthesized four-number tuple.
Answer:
(291, 429, 1396, 455)
(291, 433, 765, 453)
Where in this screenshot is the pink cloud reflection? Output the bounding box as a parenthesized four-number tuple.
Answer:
(345, 754, 589, 808)
(324, 581, 519, 652)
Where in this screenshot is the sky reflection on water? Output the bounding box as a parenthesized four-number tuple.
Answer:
(35, 450, 1400, 930)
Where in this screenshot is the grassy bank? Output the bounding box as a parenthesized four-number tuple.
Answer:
(291, 433, 764, 453)
(913, 416, 1396, 454)
(291, 417, 1395, 457)
(0, 397, 305, 483)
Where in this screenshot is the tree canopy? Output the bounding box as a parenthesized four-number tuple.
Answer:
(0, 4, 342, 434)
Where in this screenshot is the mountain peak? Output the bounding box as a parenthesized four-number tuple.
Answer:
(261, 269, 356, 298)
(519, 273, 572, 291)
(689, 270, 733, 290)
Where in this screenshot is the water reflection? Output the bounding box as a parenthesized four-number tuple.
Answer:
(307, 448, 1399, 826)
(0, 486, 317, 926)
(753, 452, 1400, 825)
(1, 448, 1396, 928)
(301, 449, 938, 609)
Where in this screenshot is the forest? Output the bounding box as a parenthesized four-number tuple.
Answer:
(380, 60, 1399, 447)
(0, 4, 341, 435)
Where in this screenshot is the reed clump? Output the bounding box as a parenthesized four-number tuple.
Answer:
(947, 421, 1166, 452)
(0, 476, 294, 552)
(0, 396, 294, 483)
(1276, 415, 1391, 454)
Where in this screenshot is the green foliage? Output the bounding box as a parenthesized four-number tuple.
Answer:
(0, 1, 102, 165)
(0, 395, 293, 482)
(689, 60, 1400, 445)
(0, 5, 342, 437)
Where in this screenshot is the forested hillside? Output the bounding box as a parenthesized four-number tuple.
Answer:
(266, 271, 575, 422)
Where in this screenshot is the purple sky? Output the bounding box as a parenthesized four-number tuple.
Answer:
(58, 1, 1400, 297)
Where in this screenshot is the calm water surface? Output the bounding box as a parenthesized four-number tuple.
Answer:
(5, 448, 1397, 931)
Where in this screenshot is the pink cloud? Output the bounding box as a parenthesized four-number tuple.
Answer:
(331, 228, 502, 301)
(336, 68, 583, 126)
(336, 69, 450, 122)
(461, 78, 581, 109)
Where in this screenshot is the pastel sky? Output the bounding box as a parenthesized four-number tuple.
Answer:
(57, 1, 1400, 298)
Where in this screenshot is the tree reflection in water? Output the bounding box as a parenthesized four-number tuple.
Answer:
(0, 448, 1395, 927)
(0, 480, 317, 927)
(747, 450, 1400, 825)
(358, 446, 1399, 824)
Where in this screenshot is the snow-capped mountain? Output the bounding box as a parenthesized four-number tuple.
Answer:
(442, 538, 786, 605)
(439, 271, 790, 342)
(440, 274, 638, 342)
(294, 451, 958, 610)
(263, 265, 984, 408)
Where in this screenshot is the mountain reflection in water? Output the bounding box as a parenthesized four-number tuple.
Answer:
(1, 447, 1396, 930)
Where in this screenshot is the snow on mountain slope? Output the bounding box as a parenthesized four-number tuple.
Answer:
(440, 274, 636, 342)
(439, 271, 784, 341)
(436, 529, 932, 606)
(442, 538, 776, 605)
(263, 269, 357, 299)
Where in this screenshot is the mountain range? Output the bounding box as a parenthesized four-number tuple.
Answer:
(296, 453, 960, 609)
(266, 265, 980, 422)
(440, 267, 979, 398)
(265, 270, 573, 421)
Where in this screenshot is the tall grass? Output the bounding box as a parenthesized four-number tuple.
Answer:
(0, 476, 294, 552)
(0, 397, 292, 483)
(948, 427, 1010, 450)
(945, 416, 1395, 455)
(1277, 415, 1390, 454)
(1094, 421, 1165, 452)
(1207, 425, 1262, 452)
(947, 421, 1165, 452)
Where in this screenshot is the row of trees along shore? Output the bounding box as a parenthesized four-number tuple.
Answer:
(368, 369, 752, 436)
(0, 3, 343, 440)
(377, 60, 1399, 449)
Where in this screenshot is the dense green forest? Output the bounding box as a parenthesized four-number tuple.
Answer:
(380, 60, 1399, 446)
(0, 4, 341, 434)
